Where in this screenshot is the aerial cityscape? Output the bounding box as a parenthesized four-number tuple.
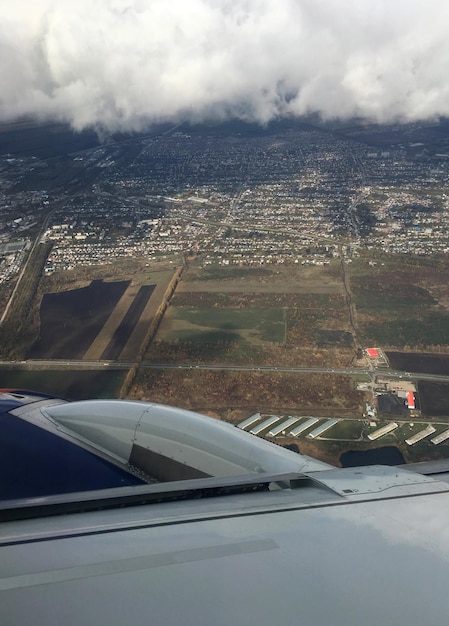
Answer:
(2, 0, 449, 469)
(1, 116, 449, 467)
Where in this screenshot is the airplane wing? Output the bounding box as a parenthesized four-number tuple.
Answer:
(1, 390, 449, 625)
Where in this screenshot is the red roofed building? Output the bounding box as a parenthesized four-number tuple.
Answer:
(366, 348, 379, 358)
(407, 391, 415, 409)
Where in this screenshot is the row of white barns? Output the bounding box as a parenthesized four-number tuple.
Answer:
(237, 414, 337, 439)
(367, 421, 449, 446)
(238, 415, 449, 447)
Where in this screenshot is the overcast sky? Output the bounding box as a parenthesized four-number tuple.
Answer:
(1, 0, 449, 132)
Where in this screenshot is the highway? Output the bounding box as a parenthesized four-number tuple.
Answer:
(2, 359, 449, 383)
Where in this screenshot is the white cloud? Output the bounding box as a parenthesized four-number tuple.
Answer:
(1, 0, 449, 131)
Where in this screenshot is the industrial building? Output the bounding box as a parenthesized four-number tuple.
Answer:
(268, 417, 300, 437)
(307, 419, 338, 439)
(237, 413, 261, 431)
(368, 422, 398, 441)
(431, 428, 449, 445)
(250, 416, 281, 436)
(405, 425, 436, 446)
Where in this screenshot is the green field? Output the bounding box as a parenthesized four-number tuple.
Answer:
(360, 312, 449, 347)
(159, 307, 287, 344)
(353, 281, 436, 310)
(348, 255, 449, 349)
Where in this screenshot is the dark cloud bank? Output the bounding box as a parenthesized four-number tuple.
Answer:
(1, 0, 449, 133)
